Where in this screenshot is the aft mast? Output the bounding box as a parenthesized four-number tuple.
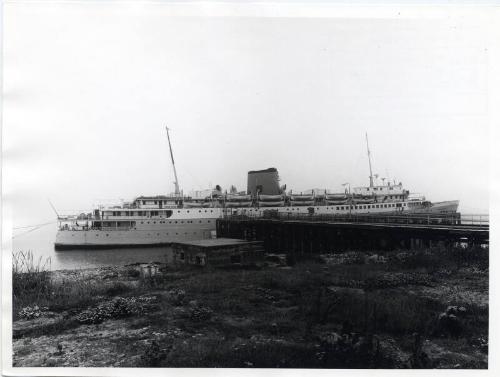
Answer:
(365, 132, 374, 188)
(166, 126, 180, 196)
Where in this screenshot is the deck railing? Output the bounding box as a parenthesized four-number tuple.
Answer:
(222, 212, 489, 228)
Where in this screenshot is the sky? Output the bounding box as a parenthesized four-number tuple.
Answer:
(3, 2, 495, 227)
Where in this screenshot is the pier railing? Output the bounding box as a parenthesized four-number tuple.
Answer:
(223, 212, 489, 228)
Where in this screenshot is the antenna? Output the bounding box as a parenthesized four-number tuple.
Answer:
(166, 126, 180, 196)
(365, 132, 374, 188)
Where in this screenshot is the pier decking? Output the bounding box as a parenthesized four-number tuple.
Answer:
(216, 213, 488, 253)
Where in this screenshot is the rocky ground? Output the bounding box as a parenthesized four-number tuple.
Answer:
(12, 248, 488, 368)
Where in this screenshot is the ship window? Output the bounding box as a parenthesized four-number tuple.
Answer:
(175, 221, 177, 223)
(106, 234, 109, 236)
(154, 201, 157, 204)
(142, 200, 146, 205)
(157, 233, 160, 236)
(199, 210, 201, 213)
(208, 220, 211, 223)
(153, 221, 156, 224)
(147, 221, 150, 224)
(199, 220, 202, 223)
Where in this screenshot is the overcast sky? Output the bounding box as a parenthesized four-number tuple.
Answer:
(3, 2, 494, 227)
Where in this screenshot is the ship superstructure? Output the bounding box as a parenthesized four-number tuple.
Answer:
(55, 132, 459, 249)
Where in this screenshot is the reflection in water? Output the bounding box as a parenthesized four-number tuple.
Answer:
(12, 225, 174, 270)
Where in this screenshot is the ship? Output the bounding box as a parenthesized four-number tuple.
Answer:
(54, 131, 459, 250)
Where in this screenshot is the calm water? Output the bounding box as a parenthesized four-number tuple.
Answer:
(12, 225, 174, 271)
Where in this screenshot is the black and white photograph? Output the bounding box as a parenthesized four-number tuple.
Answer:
(2, 0, 498, 374)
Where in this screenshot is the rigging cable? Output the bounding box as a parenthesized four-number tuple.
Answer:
(12, 221, 57, 239)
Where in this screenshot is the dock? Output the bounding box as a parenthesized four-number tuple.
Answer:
(216, 213, 489, 254)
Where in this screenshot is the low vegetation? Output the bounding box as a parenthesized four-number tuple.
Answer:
(12, 246, 488, 368)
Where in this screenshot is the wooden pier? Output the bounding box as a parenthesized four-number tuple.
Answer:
(216, 213, 489, 254)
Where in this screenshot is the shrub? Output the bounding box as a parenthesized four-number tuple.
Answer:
(12, 251, 52, 318)
(76, 296, 158, 324)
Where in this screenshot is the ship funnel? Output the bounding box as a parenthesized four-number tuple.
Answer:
(247, 167, 281, 196)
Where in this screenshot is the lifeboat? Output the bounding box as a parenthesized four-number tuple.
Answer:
(258, 201, 285, 207)
(289, 194, 314, 201)
(326, 199, 349, 205)
(226, 194, 252, 202)
(183, 201, 212, 208)
(352, 198, 375, 204)
(325, 194, 349, 201)
(225, 201, 253, 208)
(258, 194, 284, 201)
(290, 200, 315, 206)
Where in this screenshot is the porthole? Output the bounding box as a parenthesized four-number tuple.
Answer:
(153, 221, 156, 224)
(106, 234, 109, 236)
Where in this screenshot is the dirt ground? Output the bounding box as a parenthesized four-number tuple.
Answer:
(12, 248, 488, 368)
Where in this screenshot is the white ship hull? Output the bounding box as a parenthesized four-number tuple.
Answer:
(56, 199, 459, 250)
(55, 210, 222, 250)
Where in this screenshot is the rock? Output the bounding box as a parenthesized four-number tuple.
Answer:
(437, 311, 463, 337)
(166, 289, 185, 306)
(172, 307, 189, 319)
(45, 357, 58, 367)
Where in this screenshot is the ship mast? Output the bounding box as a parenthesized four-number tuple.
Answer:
(365, 132, 374, 188)
(166, 127, 180, 196)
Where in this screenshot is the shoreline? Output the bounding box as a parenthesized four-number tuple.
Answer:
(13, 247, 489, 368)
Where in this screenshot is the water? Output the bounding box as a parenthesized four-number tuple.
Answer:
(12, 225, 174, 271)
